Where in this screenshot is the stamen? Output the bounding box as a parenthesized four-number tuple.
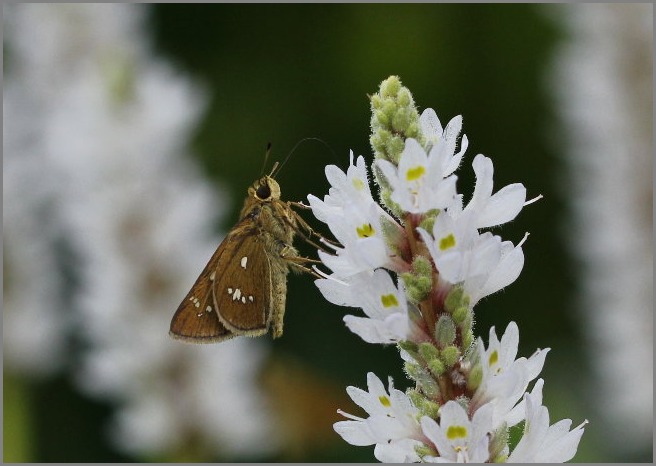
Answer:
(518, 232, 530, 247)
(320, 237, 340, 251)
(337, 409, 364, 421)
(524, 194, 543, 206)
(312, 266, 348, 285)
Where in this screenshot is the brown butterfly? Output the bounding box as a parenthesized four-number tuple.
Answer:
(169, 165, 321, 343)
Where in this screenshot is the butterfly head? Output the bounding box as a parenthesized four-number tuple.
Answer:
(251, 175, 281, 202)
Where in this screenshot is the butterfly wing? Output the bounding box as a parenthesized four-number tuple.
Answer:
(169, 238, 235, 342)
(169, 218, 263, 343)
(212, 232, 271, 337)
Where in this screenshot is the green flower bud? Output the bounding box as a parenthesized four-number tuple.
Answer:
(444, 286, 466, 313)
(467, 363, 483, 391)
(451, 305, 469, 324)
(440, 345, 460, 368)
(412, 255, 432, 276)
(387, 135, 405, 163)
(407, 389, 440, 420)
(462, 328, 475, 349)
(435, 315, 456, 347)
(405, 362, 440, 398)
(380, 75, 401, 97)
(405, 121, 421, 140)
(428, 358, 445, 377)
(375, 109, 390, 127)
(370, 93, 383, 110)
(392, 107, 411, 133)
(418, 341, 440, 362)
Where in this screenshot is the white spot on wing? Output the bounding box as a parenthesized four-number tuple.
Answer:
(249, 296, 254, 302)
(240, 256, 248, 269)
(241, 296, 246, 304)
(210, 271, 216, 281)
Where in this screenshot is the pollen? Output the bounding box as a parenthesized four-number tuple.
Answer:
(356, 223, 375, 238)
(378, 395, 391, 407)
(439, 233, 456, 250)
(406, 165, 426, 181)
(380, 294, 399, 308)
(240, 256, 248, 269)
(446, 425, 468, 440)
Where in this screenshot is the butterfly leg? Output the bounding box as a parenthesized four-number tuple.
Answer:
(280, 247, 325, 279)
(287, 202, 342, 249)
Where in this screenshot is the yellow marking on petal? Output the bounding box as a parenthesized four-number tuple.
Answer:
(378, 395, 391, 407)
(489, 350, 499, 367)
(381, 294, 399, 308)
(406, 165, 426, 181)
(352, 178, 365, 191)
(439, 234, 456, 250)
(356, 223, 375, 238)
(446, 425, 468, 440)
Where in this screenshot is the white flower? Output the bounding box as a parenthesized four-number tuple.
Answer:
(420, 401, 494, 463)
(308, 152, 394, 277)
(417, 210, 526, 305)
(508, 380, 587, 463)
(334, 372, 423, 462)
(470, 322, 549, 428)
(419, 109, 468, 176)
(315, 269, 427, 344)
(463, 154, 527, 229)
(377, 138, 458, 213)
(315, 270, 409, 343)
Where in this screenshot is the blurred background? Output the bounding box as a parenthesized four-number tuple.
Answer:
(3, 3, 652, 462)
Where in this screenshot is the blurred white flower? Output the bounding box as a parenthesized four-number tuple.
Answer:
(4, 3, 277, 459)
(550, 3, 653, 454)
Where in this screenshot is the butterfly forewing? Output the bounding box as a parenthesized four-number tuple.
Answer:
(169, 229, 245, 342)
(212, 233, 271, 336)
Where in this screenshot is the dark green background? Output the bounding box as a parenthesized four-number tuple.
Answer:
(6, 4, 642, 463)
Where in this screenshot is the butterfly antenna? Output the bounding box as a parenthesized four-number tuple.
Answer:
(273, 137, 337, 179)
(260, 142, 273, 176)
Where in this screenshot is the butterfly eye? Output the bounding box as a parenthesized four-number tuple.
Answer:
(256, 183, 271, 200)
